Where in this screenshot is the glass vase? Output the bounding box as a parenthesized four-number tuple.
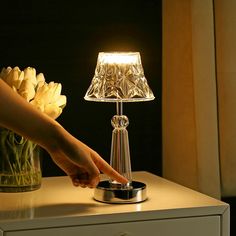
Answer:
(0, 128, 42, 192)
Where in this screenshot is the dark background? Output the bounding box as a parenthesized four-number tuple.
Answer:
(0, 0, 162, 177)
(1, 1, 236, 234)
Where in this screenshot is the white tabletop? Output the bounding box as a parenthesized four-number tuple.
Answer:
(0, 171, 229, 231)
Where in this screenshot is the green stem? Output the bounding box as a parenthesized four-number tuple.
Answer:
(0, 128, 41, 188)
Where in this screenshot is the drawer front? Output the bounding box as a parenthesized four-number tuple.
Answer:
(5, 216, 220, 236)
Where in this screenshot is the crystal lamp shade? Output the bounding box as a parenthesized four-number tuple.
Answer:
(84, 52, 155, 102)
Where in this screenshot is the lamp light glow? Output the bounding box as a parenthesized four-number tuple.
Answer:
(98, 52, 140, 64)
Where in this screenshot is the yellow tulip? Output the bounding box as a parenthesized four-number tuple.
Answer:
(0, 67, 12, 80)
(44, 104, 62, 120)
(31, 81, 66, 119)
(18, 80, 36, 102)
(36, 73, 45, 89)
(23, 67, 37, 86)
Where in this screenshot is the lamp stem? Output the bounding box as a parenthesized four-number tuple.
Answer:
(109, 102, 132, 187)
(116, 101, 123, 115)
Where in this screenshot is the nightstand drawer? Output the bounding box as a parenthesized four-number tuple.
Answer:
(5, 215, 220, 236)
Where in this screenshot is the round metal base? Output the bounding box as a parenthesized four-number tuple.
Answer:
(94, 180, 147, 204)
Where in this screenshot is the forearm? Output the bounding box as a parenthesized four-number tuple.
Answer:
(0, 79, 61, 150)
(0, 80, 128, 186)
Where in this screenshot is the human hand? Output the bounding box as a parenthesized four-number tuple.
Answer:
(47, 129, 128, 188)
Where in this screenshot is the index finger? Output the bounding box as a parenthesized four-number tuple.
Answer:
(92, 153, 128, 184)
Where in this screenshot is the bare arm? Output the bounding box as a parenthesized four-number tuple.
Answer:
(0, 79, 127, 187)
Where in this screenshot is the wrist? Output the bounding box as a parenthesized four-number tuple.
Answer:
(38, 122, 65, 154)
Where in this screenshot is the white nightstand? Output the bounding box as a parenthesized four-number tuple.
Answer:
(0, 171, 229, 236)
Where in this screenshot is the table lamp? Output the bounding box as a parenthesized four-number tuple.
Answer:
(84, 52, 155, 203)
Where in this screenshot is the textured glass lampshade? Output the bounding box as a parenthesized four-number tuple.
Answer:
(84, 52, 155, 102)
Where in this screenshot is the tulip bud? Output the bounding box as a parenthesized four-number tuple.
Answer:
(0, 67, 12, 80)
(44, 104, 62, 119)
(18, 71, 24, 89)
(55, 95, 67, 108)
(30, 99, 44, 113)
(8, 67, 23, 89)
(35, 83, 51, 104)
(35, 73, 45, 91)
(51, 83, 62, 103)
(36, 73, 45, 83)
(24, 67, 37, 86)
(18, 80, 36, 101)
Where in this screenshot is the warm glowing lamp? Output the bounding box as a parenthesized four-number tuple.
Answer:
(84, 52, 155, 203)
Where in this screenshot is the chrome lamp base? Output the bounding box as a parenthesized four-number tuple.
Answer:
(94, 180, 147, 204)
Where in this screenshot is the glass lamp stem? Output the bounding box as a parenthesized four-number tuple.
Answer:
(116, 101, 123, 115)
(109, 102, 132, 186)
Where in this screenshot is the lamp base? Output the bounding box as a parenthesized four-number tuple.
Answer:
(93, 180, 147, 204)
